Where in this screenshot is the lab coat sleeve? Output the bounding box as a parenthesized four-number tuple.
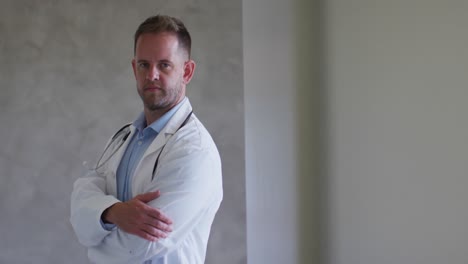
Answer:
(70, 167, 121, 247)
(87, 140, 222, 263)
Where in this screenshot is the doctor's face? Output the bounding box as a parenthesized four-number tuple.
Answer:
(132, 32, 194, 113)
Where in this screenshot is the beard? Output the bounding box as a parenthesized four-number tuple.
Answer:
(138, 80, 184, 112)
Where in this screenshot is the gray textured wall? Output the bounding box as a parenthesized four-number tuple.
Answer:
(0, 1, 245, 263)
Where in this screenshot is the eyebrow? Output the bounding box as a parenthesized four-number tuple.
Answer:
(158, 59, 173, 64)
(136, 59, 173, 64)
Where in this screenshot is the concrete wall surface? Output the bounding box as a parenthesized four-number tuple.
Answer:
(324, 1, 468, 264)
(0, 1, 245, 263)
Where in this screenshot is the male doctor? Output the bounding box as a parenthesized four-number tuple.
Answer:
(70, 15, 223, 264)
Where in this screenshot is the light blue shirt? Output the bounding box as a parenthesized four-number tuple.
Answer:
(117, 98, 186, 202)
(101, 98, 186, 229)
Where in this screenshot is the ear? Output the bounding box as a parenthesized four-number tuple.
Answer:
(131, 58, 137, 79)
(183, 60, 196, 85)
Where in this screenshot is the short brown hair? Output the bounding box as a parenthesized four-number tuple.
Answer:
(134, 15, 192, 58)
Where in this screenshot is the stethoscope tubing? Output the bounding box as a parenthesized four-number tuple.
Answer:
(94, 111, 193, 177)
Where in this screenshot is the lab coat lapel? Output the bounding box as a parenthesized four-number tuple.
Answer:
(130, 99, 192, 195)
(107, 125, 136, 173)
(141, 99, 193, 159)
(103, 125, 135, 197)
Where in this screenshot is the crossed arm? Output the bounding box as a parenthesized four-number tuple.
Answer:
(70, 145, 221, 263)
(101, 191, 173, 242)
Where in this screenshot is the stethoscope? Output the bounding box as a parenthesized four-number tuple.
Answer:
(94, 111, 193, 180)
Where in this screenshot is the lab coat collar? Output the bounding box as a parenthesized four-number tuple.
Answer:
(140, 98, 193, 157)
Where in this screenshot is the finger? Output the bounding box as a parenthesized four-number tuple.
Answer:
(145, 217, 173, 232)
(135, 190, 161, 203)
(140, 225, 168, 240)
(144, 206, 173, 225)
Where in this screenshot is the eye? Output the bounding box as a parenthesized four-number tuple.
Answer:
(159, 62, 171, 69)
(138, 62, 150, 69)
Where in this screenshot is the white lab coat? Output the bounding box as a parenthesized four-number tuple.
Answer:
(70, 99, 223, 264)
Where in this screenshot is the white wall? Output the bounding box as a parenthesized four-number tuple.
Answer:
(243, 0, 320, 263)
(325, 1, 468, 264)
(243, 0, 298, 262)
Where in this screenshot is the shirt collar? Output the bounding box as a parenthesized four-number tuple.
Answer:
(133, 97, 187, 134)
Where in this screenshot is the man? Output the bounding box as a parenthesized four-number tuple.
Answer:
(70, 15, 223, 264)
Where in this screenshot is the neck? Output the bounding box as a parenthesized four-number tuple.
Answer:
(144, 109, 166, 126)
(144, 97, 184, 126)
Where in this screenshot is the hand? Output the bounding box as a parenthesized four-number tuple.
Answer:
(102, 191, 173, 242)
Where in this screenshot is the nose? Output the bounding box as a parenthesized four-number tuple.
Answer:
(146, 65, 159, 81)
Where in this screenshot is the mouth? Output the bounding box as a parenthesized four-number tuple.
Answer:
(144, 86, 162, 92)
